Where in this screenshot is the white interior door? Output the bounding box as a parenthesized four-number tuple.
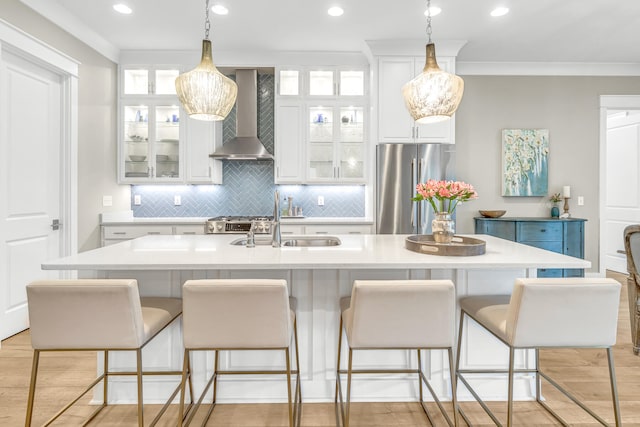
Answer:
(0, 48, 63, 340)
(604, 110, 640, 273)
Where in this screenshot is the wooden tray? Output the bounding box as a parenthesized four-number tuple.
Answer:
(405, 235, 486, 256)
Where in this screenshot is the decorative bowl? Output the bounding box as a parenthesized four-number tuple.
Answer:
(129, 155, 146, 162)
(479, 210, 506, 218)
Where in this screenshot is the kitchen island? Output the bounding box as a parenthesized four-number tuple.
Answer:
(42, 234, 590, 404)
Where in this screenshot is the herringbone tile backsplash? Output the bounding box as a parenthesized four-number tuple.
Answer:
(131, 72, 365, 218)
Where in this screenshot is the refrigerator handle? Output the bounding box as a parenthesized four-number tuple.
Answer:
(410, 158, 416, 228)
(417, 158, 424, 233)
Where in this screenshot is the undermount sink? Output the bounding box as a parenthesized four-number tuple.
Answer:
(229, 237, 273, 246)
(282, 236, 341, 247)
(230, 236, 342, 247)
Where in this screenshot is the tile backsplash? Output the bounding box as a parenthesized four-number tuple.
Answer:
(131, 71, 364, 218)
(131, 183, 365, 217)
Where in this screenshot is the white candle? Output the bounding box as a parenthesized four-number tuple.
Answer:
(563, 186, 571, 198)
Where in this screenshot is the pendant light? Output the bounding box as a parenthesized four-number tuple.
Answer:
(402, 0, 464, 123)
(175, 0, 237, 121)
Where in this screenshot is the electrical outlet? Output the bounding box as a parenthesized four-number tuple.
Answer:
(577, 196, 584, 206)
(134, 195, 141, 205)
(317, 196, 324, 206)
(102, 195, 112, 207)
(174, 195, 181, 206)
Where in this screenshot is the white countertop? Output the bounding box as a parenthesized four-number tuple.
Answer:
(43, 234, 590, 271)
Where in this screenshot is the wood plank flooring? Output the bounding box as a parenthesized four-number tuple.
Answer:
(2, 271, 640, 426)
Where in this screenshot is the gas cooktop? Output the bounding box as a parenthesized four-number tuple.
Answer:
(206, 216, 274, 234)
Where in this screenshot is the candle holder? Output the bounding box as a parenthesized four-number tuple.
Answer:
(560, 197, 571, 219)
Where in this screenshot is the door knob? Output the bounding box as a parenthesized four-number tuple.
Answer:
(50, 219, 61, 230)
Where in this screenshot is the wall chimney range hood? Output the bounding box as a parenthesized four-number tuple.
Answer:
(210, 69, 273, 160)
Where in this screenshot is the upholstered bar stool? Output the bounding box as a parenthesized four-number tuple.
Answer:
(456, 278, 622, 427)
(25, 279, 186, 427)
(178, 279, 301, 427)
(335, 279, 459, 427)
(624, 224, 640, 355)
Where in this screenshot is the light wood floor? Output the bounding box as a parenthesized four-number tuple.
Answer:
(3, 272, 640, 426)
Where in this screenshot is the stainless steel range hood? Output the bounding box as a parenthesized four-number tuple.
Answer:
(210, 69, 273, 160)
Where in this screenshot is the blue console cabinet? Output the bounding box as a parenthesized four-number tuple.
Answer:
(474, 217, 586, 277)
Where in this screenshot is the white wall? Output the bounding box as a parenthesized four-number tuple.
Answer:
(454, 75, 640, 273)
(0, 0, 128, 252)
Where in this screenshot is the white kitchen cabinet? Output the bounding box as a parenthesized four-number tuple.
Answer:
(274, 102, 304, 183)
(102, 224, 174, 246)
(174, 224, 206, 235)
(377, 56, 455, 144)
(275, 66, 368, 184)
(120, 102, 184, 182)
(307, 104, 366, 183)
(121, 66, 180, 96)
(277, 67, 365, 98)
(119, 63, 224, 184)
(185, 119, 223, 184)
(280, 224, 305, 235)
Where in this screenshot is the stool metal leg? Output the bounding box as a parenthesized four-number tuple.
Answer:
(178, 349, 190, 423)
(607, 348, 622, 427)
(335, 316, 343, 404)
(507, 347, 515, 427)
(345, 348, 353, 427)
(103, 351, 109, 406)
(293, 319, 302, 426)
(286, 349, 294, 427)
(448, 348, 460, 427)
(417, 349, 424, 403)
(24, 350, 40, 427)
(136, 349, 144, 427)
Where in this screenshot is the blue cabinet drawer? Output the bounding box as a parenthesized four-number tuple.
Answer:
(538, 268, 563, 278)
(520, 240, 563, 253)
(517, 222, 563, 242)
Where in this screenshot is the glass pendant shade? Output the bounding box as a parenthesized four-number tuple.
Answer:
(175, 40, 238, 121)
(402, 43, 464, 124)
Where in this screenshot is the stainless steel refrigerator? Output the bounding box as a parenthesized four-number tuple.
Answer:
(376, 143, 456, 234)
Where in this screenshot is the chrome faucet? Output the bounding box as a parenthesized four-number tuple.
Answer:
(272, 190, 281, 247)
(246, 221, 256, 248)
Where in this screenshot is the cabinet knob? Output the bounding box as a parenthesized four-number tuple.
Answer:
(540, 229, 546, 232)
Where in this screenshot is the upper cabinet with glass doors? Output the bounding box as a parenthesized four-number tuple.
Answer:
(274, 66, 368, 184)
(277, 67, 366, 98)
(119, 66, 184, 183)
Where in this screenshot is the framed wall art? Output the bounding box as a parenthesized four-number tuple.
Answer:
(502, 129, 549, 196)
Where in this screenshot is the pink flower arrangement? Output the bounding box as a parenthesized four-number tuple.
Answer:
(412, 180, 478, 214)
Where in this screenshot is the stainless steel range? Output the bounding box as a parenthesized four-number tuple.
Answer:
(206, 216, 273, 234)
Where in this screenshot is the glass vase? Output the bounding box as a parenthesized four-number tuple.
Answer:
(432, 212, 455, 243)
(551, 204, 560, 218)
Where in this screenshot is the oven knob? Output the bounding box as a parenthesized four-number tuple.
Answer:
(259, 224, 265, 232)
(216, 224, 223, 231)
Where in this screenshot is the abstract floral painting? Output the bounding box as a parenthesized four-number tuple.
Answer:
(502, 129, 549, 196)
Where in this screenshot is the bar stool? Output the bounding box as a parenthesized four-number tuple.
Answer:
(178, 279, 301, 427)
(456, 278, 622, 427)
(335, 279, 459, 427)
(25, 279, 186, 427)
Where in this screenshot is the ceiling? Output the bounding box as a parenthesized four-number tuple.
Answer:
(21, 0, 640, 64)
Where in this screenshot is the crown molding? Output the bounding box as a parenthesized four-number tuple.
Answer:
(20, 0, 119, 63)
(458, 61, 640, 76)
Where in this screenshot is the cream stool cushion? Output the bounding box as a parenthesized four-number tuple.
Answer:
(342, 279, 455, 348)
(27, 279, 181, 350)
(460, 278, 621, 348)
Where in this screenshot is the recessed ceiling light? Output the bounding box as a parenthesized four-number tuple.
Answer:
(490, 7, 509, 17)
(424, 6, 442, 17)
(211, 4, 229, 15)
(113, 3, 132, 14)
(328, 6, 344, 17)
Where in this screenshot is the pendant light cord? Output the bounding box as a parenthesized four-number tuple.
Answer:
(204, 0, 211, 40)
(426, 0, 432, 44)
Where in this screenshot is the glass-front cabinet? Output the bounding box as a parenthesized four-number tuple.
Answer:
(277, 67, 365, 98)
(122, 103, 182, 181)
(307, 104, 365, 183)
(122, 67, 180, 95)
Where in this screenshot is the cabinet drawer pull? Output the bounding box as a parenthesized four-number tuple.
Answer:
(540, 229, 546, 232)
(182, 231, 196, 235)
(315, 231, 329, 234)
(348, 231, 361, 234)
(147, 231, 161, 235)
(113, 232, 127, 235)
(617, 249, 626, 255)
